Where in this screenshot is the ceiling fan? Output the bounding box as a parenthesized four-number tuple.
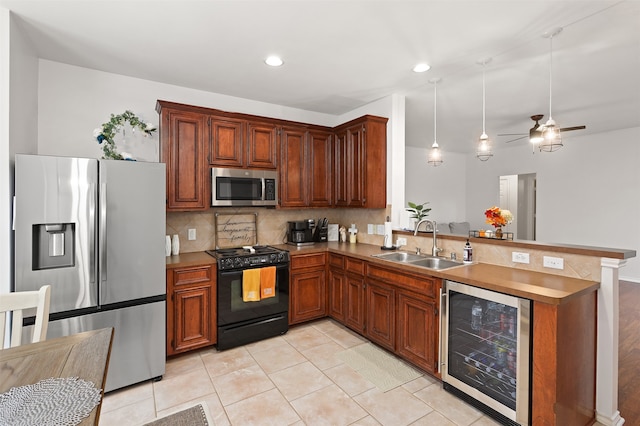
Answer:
(499, 114, 586, 144)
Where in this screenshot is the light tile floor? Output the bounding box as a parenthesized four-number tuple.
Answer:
(98, 319, 507, 426)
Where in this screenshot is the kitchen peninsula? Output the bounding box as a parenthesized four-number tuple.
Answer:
(166, 235, 634, 426)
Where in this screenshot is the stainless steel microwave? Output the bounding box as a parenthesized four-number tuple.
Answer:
(211, 168, 278, 207)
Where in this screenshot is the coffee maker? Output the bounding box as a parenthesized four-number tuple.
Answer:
(287, 220, 315, 246)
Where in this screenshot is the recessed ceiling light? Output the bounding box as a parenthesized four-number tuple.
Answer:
(265, 56, 284, 67)
(413, 63, 431, 73)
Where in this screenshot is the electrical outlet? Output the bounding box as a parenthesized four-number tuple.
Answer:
(188, 228, 196, 241)
(367, 224, 374, 234)
(512, 251, 530, 264)
(396, 237, 407, 247)
(543, 256, 564, 269)
(376, 224, 385, 235)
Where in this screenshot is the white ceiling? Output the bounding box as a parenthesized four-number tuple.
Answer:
(3, 0, 639, 153)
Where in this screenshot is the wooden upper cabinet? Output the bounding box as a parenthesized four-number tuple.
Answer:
(280, 126, 333, 208)
(158, 100, 387, 210)
(279, 126, 307, 207)
(333, 130, 349, 207)
(246, 121, 278, 169)
(308, 129, 333, 207)
(157, 102, 208, 211)
(208, 115, 244, 168)
(333, 115, 388, 209)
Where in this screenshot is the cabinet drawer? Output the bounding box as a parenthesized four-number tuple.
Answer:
(291, 252, 326, 270)
(345, 257, 365, 276)
(366, 264, 437, 298)
(172, 266, 213, 286)
(329, 253, 345, 269)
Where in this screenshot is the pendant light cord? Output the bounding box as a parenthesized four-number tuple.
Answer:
(482, 63, 486, 134)
(433, 82, 437, 143)
(548, 35, 554, 119)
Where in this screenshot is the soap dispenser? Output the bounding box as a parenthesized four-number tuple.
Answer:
(463, 239, 473, 264)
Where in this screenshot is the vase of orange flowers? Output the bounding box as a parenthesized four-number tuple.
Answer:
(484, 206, 513, 239)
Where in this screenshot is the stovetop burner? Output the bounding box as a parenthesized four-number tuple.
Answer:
(205, 245, 289, 271)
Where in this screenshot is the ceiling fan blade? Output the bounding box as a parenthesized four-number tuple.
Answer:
(498, 133, 527, 136)
(559, 125, 586, 132)
(505, 135, 529, 143)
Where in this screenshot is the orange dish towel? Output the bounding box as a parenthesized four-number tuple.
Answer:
(242, 269, 261, 302)
(260, 266, 276, 299)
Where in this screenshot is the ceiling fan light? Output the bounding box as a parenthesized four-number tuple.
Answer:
(539, 126, 563, 152)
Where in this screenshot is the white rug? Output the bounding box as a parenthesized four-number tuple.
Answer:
(337, 343, 423, 392)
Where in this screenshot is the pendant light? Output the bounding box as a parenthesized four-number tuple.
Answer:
(539, 27, 563, 152)
(427, 78, 443, 166)
(476, 58, 493, 161)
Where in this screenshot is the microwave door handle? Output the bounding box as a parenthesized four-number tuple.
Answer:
(99, 183, 107, 282)
(261, 177, 266, 201)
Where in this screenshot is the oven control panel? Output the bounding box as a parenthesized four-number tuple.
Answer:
(217, 251, 290, 271)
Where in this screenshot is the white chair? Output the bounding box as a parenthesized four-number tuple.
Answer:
(0, 285, 51, 348)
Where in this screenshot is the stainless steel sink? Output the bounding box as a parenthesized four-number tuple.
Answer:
(406, 257, 462, 270)
(372, 252, 424, 262)
(372, 251, 465, 270)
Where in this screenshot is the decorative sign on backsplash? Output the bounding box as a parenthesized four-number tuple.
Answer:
(215, 212, 258, 249)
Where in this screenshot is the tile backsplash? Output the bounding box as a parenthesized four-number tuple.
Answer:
(166, 206, 389, 253)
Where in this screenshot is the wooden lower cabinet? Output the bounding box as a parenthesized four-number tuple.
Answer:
(289, 252, 327, 324)
(365, 280, 395, 351)
(328, 268, 346, 322)
(531, 292, 597, 426)
(396, 291, 438, 374)
(166, 263, 217, 355)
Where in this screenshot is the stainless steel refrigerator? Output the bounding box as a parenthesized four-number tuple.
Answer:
(13, 154, 166, 392)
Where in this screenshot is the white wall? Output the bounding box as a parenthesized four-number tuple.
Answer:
(37, 60, 343, 162)
(404, 147, 467, 230)
(407, 128, 640, 281)
(1, 9, 39, 299)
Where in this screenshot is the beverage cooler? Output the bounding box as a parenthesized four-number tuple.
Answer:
(441, 280, 531, 426)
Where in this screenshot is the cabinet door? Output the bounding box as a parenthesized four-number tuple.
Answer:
(279, 126, 308, 207)
(345, 275, 366, 333)
(346, 123, 366, 207)
(167, 265, 216, 355)
(366, 280, 395, 351)
(308, 129, 333, 207)
(290, 268, 327, 324)
(397, 292, 438, 374)
(209, 115, 244, 168)
(333, 130, 349, 207)
(173, 286, 214, 353)
(160, 109, 208, 211)
(246, 121, 278, 169)
(328, 268, 346, 322)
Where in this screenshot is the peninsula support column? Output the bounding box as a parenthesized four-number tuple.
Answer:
(596, 258, 626, 426)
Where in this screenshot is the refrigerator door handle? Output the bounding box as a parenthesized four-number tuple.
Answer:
(89, 183, 97, 283)
(100, 182, 107, 282)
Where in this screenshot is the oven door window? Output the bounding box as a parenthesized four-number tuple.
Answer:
(448, 290, 518, 411)
(216, 177, 262, 200)
(218, 265, 289, 326)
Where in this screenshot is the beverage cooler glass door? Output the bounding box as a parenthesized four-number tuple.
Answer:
(442, 280, 530, 425)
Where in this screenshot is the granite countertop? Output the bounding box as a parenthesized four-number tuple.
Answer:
(274, 242, 600, 305)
